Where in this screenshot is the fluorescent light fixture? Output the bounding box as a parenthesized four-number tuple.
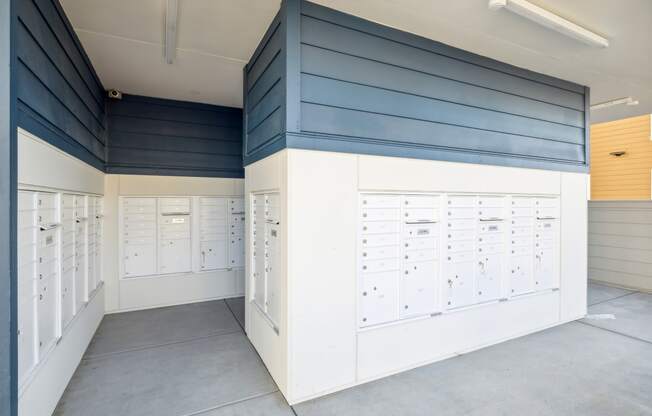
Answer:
(488, 0, 609, 48)
(590, 97, 639, 111)
(165, 0, 178, 64)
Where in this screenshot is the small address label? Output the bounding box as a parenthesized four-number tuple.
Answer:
(171, 218, 185, 224)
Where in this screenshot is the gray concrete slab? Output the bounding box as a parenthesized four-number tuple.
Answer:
(225, 297, 245, 330)
(55, 332, 278, 416)
(588, 281, 635, 306)
(194, 392, 294, 416)
(294, 322, 652, 416)
(583, 292, 652, 343)
(85, 300, 241, 357)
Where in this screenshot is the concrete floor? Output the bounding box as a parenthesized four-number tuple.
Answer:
(55, 283, 652, 416)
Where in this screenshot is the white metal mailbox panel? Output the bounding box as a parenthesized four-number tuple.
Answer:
(158, 197, 192, 274)
(122, 197, 157, 278)
(74, 195, 87, 309)
(229, 197, 245, 269)
(199, 197, 228, 271)
(18, 191, 38, 386)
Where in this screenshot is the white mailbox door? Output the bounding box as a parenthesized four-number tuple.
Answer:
(200, 240, 228, 270)
(359, 271, 398, 327)
(61, 270, 74, 329)
(476, 254, 502, 302)
(445, 259, 475, 309)
(253, 196, 266, 309)
(534, 248, 555, 290)
(400, 261, 437, 318)
(511, 255, 533, 296)
(124, 244, 155, 277)
(158, 238, 192, 274)
(17, 295, 37, 386)
(37, 275, 57, 356)
(265, 223, 281, 325)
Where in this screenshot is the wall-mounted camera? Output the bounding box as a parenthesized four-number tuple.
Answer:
(107, 89, 123, 100)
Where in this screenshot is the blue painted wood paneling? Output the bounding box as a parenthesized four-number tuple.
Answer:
(106, 94, 244, 178)
(15, 0, 106, 170)
(244, 0, 590, 172)
(243, 10, 287, 165)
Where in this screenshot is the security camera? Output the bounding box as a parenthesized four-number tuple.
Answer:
(107, 89, 123, 99)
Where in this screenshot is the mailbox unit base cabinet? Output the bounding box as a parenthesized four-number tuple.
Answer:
(244, 149, 588, 405)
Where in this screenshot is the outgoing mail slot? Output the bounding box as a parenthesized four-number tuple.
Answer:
(361, 208, 400, 222)
(403, 195, 439, 208)
(446, 219, 475, 230)
(403, 223, 437, 239)
(362, 233, 400, 248)
(362, 245, 400, 260)
(478, 196, 505, 207)
(446, 207, 475, 219)
(360, 194, 400, 209)
(361, 258, 400, 273)
(404, 238, 437, 251)
(447, 195, 475, 207)
(447, 240, 474, 253)
(404, 208, 438, 222)
(362, 221, 400, 235)
(404, 248, 436, 263)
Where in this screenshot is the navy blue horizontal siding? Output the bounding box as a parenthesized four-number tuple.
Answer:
(106, 94, 244, 178)
(15, 0, 106, 169)
(296, 1, 589, 171)
(243, 10, 286, 164)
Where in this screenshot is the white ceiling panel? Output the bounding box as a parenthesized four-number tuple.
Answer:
(61, 0, 651, 123)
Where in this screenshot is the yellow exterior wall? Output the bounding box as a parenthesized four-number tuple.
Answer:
(590, 114, 652, 200)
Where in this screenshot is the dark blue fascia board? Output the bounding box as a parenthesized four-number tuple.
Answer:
(285, 132, 590, 173)
(583, 86, 591, 168)
(282, 0, 301, 133)
(105, 165, 244, 178)
(242, 134, 287, 166)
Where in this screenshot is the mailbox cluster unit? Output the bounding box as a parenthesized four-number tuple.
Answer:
(121, 196, 245, 278)
(358, 193, 560, 328)
(251, 193, 281, 330)
(17, 189, 103, 390)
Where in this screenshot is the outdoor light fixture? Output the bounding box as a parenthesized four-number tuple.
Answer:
(590, 97, 639, 111)
(165, 0, 178, 64)
(488, 0, 609, 48)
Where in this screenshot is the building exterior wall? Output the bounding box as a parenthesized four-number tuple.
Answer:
(590, 114, 652, 200)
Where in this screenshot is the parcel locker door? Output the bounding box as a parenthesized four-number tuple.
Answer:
(359, 271, 398, 327)
(445, 258, 475, 309)
(158, 239, 192, 274)
(38, 276, 58, 356)
(253, 195, 266, 309)
(400, 261, 437, 318)
(534, 248, 555, 290)
(510, 255, 533, 296)
(200, 240, 228, 270)
(476, 254, 502, 303)
(18, 294, 37, 386)
(124, 244, 156, 277)
(265, 223, 282, 325)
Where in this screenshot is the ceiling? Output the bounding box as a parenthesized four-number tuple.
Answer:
(60, 0, 651, 123)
